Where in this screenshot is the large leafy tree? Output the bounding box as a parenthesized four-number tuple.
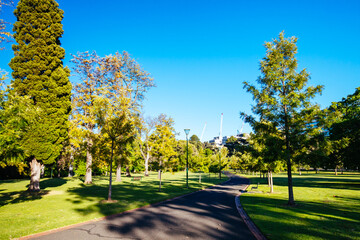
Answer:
(150, 114, 177, 191)
(0, 82, 34, 173)
(136, 115, 156, 176)
(71, 51, 154, 185)
(93, 52, 153, 200)
(9, 0, 71, 191)
(71, 52, 102, 184)
(95, 96, 134, 201)
(243, 32, 323, 205)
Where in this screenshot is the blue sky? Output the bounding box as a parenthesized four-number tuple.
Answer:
(1, 0, 359, 141)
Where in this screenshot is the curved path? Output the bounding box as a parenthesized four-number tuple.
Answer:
(29, 174, 255, 240)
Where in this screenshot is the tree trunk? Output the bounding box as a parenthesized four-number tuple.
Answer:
(51, 164, 53, 178)
(68, 151, 74, 177)
(335, 166, 338, 176)
(284, 108, 295, 206)
(57, 164, 61, 178)
(299, 164, 302, 175)
(68, 164, 74, 177)
(28, 158, 41, 191)
(84, 137, 93, 184)
(144, 153, 150, 176)
(125, 166, 131, 177)
(270, 171, 274, 193)
(158, 169, 162, 192)
(116, 163, 122, 182)
(108, 141, 114, 201)
(267, 171, 270, 187)
(40, 164, 45, 178)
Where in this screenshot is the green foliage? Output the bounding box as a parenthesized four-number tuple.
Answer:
(189, 134, 200, 143)
(9, 0, 71, 164)
(0, 87, 39, 172)
(242, 31, 323, 205)
(150, 114, 177, 169)
(74, 160, 86, 176)
(224, 135, 248, 156)
(71, 51, 155, 183)
(328, 87, 360, 170)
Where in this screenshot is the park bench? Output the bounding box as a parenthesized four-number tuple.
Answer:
(132, 176, 142, 181)
(251, 182, 259, 190)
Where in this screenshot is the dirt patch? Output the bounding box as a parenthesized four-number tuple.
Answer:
(47, 190, 64, 196)
(100, 199, 118, 204)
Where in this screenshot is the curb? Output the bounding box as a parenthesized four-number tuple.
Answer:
(235, 183, 267, 240)
(17, 176, 230, 240)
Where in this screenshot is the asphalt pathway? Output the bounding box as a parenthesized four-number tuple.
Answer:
(32, 174, 255, 240)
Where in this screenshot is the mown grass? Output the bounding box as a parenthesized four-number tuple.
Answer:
(238, 171, 360, 240)
(0, 171, 226, 239)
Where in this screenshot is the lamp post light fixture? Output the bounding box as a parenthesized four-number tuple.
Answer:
(184, 129, 190, 188)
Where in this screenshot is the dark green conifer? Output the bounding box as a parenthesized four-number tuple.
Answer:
(9, 0, 71, 191)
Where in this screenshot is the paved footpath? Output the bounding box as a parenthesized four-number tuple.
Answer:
(30, 174, 255, 240)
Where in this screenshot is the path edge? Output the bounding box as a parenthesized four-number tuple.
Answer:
(235, 180, 267, 240)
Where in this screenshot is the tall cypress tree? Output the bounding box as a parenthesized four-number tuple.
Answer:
(9, 0, 71, 191)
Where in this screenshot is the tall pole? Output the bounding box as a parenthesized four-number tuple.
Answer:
(219, 147, 221, 179)
(184, 129, 190, 188)
(186, 135, 189, 188)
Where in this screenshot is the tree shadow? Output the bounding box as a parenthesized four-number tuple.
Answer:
(38, 177, 68, 189)
(240, 194, 360, 240)
(0, 189, 50, 207)
(0, 178, 68, 207)
(248, 174, 360, 191)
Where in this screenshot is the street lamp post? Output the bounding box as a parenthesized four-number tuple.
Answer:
(218, 146, 222, 179)
(184, 129, 190, 188)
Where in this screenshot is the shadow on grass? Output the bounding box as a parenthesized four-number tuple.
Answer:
(39, 178, 68, 189)
(241, 194, 360, 240)
(0, 189, 50, 207)
(0, 178, 68, 207)
(64, 173, 230, 218)
(247, 174, 360, 191)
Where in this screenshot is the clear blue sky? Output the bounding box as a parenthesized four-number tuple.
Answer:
(1, 0, 359, 141)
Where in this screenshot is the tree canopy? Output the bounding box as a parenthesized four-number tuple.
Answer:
(242, 31, 323, 205)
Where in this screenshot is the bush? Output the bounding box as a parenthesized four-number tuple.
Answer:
(75, 161, 86, 176)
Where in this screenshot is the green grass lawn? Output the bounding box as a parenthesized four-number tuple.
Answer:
(239, 171, 360, 240)
(0, 171, 226, 239)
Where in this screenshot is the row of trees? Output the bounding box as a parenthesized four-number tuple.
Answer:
(0, 0, 230, 200)
(1, 1, 358, 205)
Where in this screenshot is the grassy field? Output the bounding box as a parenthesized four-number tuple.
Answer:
(239, 171, 360, 240)
(0, 171, 226, 239)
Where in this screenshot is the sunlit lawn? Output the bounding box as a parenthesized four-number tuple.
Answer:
(239, 171, 360, 240)
(0, 171, 226, 239)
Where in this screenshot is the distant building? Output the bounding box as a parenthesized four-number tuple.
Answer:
(209, 133, 248, 147)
